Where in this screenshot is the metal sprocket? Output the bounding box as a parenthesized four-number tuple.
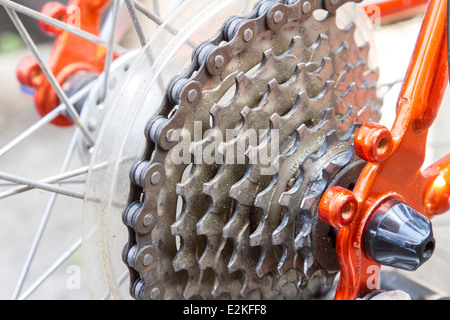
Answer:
(122, 0, 381, 300)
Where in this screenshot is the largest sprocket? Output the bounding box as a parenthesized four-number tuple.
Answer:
(122, 0, 382, 300)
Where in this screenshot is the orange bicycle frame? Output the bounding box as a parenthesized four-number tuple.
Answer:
(320, 0, 449, 299)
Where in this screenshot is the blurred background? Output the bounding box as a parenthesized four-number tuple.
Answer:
(0, 1, 449, 300)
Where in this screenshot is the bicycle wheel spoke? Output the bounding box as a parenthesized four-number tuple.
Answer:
(153, 0, 160, 16)
(124, 0, 147, 47)
(11, 192, 60, 300)
(11, 129, 80, 299)
(17, 238, 82, 300)
(0, 105, 64, 159)
(0, 0, 127, 53)
(5, 7, 96, 147)
(132, 0, 196, 49)
(99, 0, 121, 103)
(0, 158, 109, 199)
(0, 166, 89, 200)
(0, 171, 84, 199)
(0, 82, 94, 159)
(133, 0, 163, 25)
(0, 179, 86, 187)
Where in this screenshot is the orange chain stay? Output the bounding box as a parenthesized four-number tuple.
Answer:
(319, 0, 450, 300)
(16, 0, 112, 126)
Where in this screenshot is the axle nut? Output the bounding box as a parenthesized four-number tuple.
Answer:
(364, 199, 435, 271)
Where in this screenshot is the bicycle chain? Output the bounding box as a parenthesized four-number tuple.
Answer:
(122, 0, 381, 300)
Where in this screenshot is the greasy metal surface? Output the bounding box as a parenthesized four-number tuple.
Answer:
(122, 0, 381, 300)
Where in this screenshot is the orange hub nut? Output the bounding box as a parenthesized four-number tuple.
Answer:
(16, 0, 112, 126)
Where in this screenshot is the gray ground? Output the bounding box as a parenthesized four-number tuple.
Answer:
(0, 12, 449, 300)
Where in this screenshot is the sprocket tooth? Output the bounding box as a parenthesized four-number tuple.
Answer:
(359, 41, 371, 63)
(287, 33, 330, 65)
(172, 248, 193, 272)
(255, 247, 279, 278)
(223, 201, 247, 242)
(274, 120, 358, 273)
(224, 206, 257, 281)
(363, 67, 380, 87)
(274, 170, 304, 249)
(302, 250, 321, 279)
(338, 81, 358, 109)
(357, 100, 382, 123)
(301, 171, 329, 211)
(199, 236, 243, 300)
(224, 202, 279, 299)
(331, 40, 352, 72)
(250, 178, 279, 247)
(356, 84, 377, 108)
(197, 206, 226, 237)
(256, 48, 300, 84)
(271, 80, 336, 139)
(273, 269, 301, 299)
(198, 236, 220, 270)
(305, 57, 334, 97)
(335, 59, 367, 94)
(287, 36, 309, 60)
(209, 74, 253, 132)
(272, 90, 310, 129)
(353, 58, 369, 86)
(295, 230, 312, 254)
(229, 167, 271, 207)
(241, 79, 280, 130)
(278, 236, 302, 275)
(309, 34, 331, 64)
(182, 269, 214, 300)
